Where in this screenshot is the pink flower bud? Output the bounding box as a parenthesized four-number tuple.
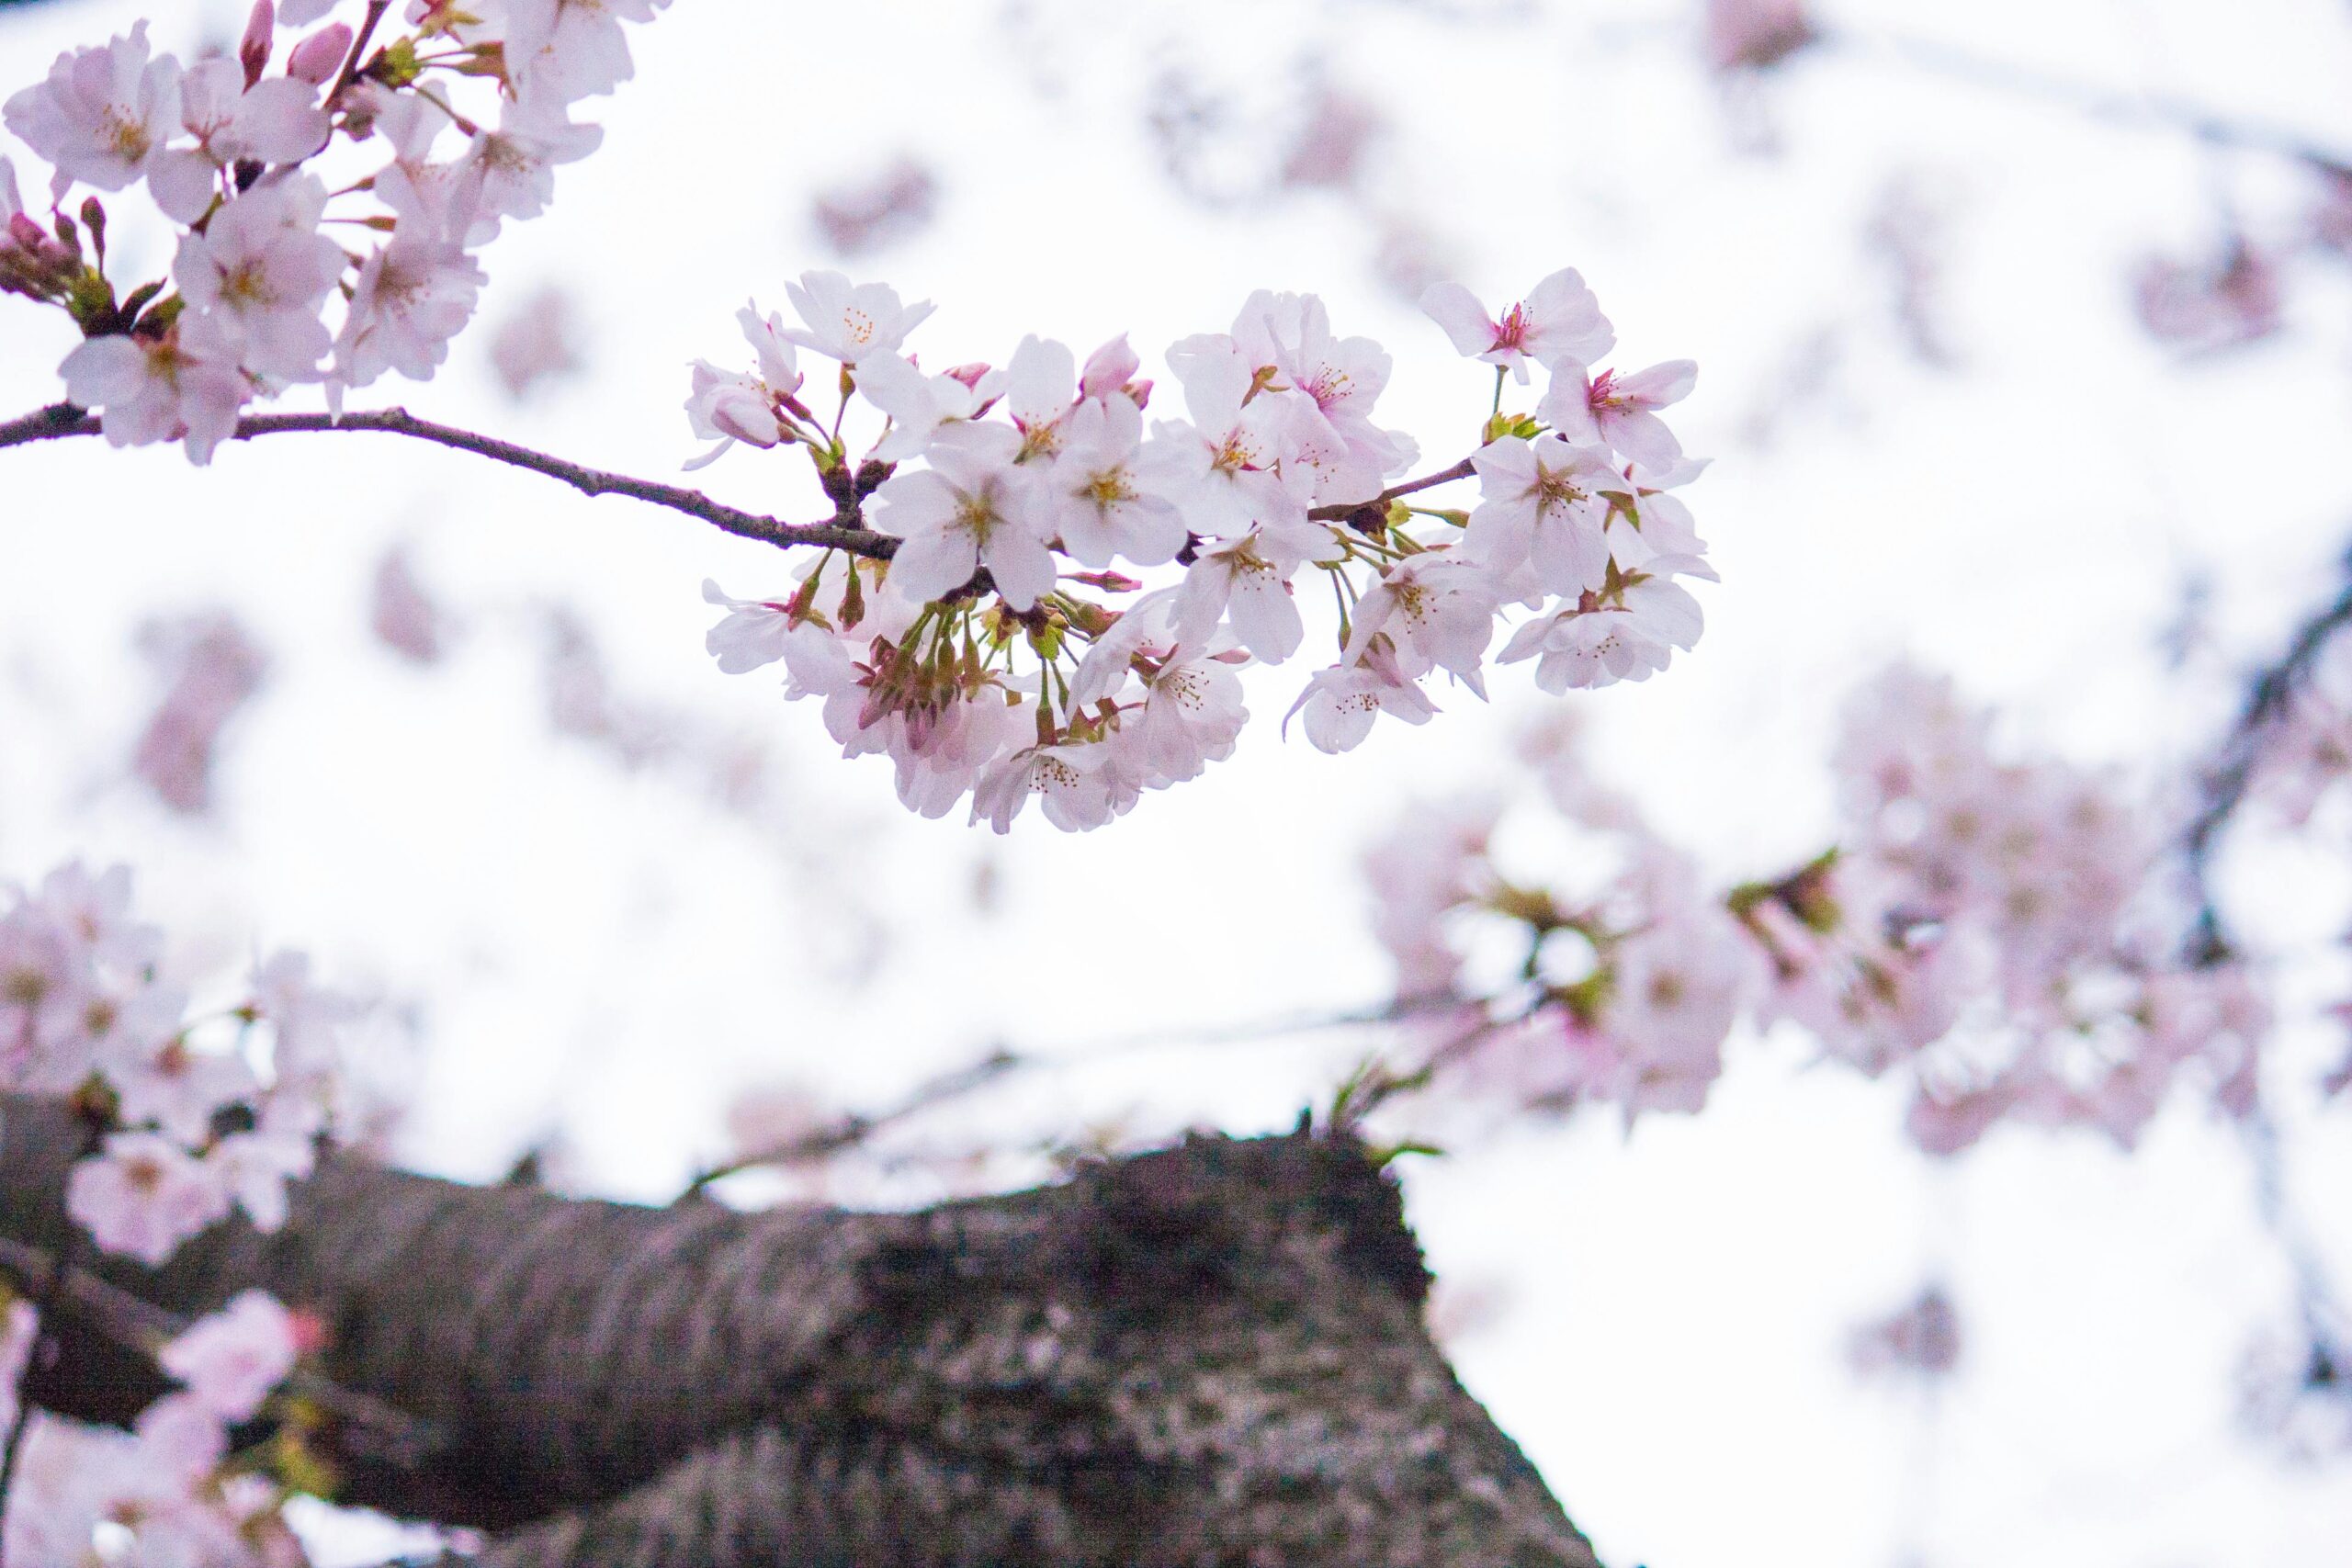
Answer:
(287, 22, 352, 85)
(944, 362, 992, 390)
(1125, 376, 1155, 410)
(1080, 333, 1140, 397)
(241, 0, 277, 87)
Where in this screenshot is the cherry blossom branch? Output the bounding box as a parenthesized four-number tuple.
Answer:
(680, 993, 1485, 1199)
(0, 402, 899, 559)
(680, 1048, 1024, 1197)
(329, 0, 393, 107)
(2184, 551, 2352, 959)
(0, 1235, 442, 1472)
(1307, 456, 1478, 522)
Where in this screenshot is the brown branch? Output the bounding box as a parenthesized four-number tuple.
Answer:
(681, 1047, 1023, 1198)
(1817, 26, 2352, 176)
(329, 0, 393, 107)
(0, 402, 899, 560)
(1308, 456, 1478, 522)
(0, 1236, 439, 1472)
(2183, 550, 2352, 960)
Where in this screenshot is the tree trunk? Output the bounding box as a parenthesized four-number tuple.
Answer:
(0, 1096, 1600, 1567)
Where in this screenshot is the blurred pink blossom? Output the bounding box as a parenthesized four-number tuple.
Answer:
(131, 611, 268, 815)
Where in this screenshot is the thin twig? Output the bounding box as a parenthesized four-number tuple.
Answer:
(2182, 551, 2352, 959)
(329, 0, 393, 107)
(681, 1048, 1024, 1197)
(1815, 26, 2352, 175)
(0, 403, 897, 560)
(1308, 457, 1478, 522)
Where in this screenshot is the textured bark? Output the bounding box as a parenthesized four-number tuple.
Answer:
(0, 1097, 1600, 1567)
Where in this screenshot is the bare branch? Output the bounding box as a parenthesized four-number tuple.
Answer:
(2183, 551, 2352, 959)
(0, 402, 899, 560)
(1819, 27, 2352, 176)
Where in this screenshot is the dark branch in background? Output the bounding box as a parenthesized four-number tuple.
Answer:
(680, 991, 1496, 1200)
(2183, 547, 2352, 961)
(1806, 27, 2352, 175)
(681, 1048, 1025, 1197)
(2175, 549, 2352, 1399)
(0, 403, 898, 559)
(0, 1236, 439, 1472)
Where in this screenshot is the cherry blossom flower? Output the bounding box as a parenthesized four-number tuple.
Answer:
(1496, 562, 1711, 692)
(171, 172, 344, 379)
(1172, 513, 1337, 663)
(159, 1292, 299, 1423)
(488, 284, 584, 399)
(503, 0, 674, 104)
(1341, 552, 1500, 691)
(1231, 288, 1415, 482)
(812, 157, 938, 256)
(59, 314, 249, 465)
(1419, 268, 1615, 383)
(1118, 647, 1249, 785)
(1285, 644, 1440, 753)
(3, 22, 181, 200)
(684, 302, 808, 464)
(454, 92, 603, 242)
(1037, 393, 1197, 568)
(107, 1032, 254, 1144)
(366, 85, 474, 240)
(972, 739, 1123, 833)
(782, 269, 934, 367)
(1704, 0, 1818, 73)
(131, 610, 269, 813)
(333, 231, 488, 394)
(1848, 1285, 1962, 1378)
(868, 422, 1057, 609)
(1002, 334, 1080, 460)
(1536, 359, 1699, 474)
(855, 349, 995, 463)
(211, 1113, 319, 1232)
(1159, 335, 1320, 530)
(1462, 434, 1622, 593)
(701, 580, 796, 673)
(66, 1132, 231, 1267)
(146, 56, 330, 223)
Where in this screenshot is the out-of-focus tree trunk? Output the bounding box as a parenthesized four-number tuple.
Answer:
(0, 1095, 1600, 1567)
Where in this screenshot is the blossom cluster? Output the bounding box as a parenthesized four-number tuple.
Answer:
(1, 862, 356, 1260)
(1363, 669, 2270, 1152)
(3, 0, 671, 461)
(0, 862, 356, 1560)
(0, 1291, 312, 1565)
(699, 267, 1713, 830)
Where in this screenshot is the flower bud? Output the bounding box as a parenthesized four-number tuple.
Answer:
(288, 22, 353, 85)
(944, 362, 992, 390)
(1080, 333, 1139, 397)
(241, 0, 276, 87)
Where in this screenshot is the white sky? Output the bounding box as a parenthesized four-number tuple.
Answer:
(3, 0, 2351, 1562)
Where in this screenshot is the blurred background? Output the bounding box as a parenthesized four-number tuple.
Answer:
(3, 0, 2350, 1561)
